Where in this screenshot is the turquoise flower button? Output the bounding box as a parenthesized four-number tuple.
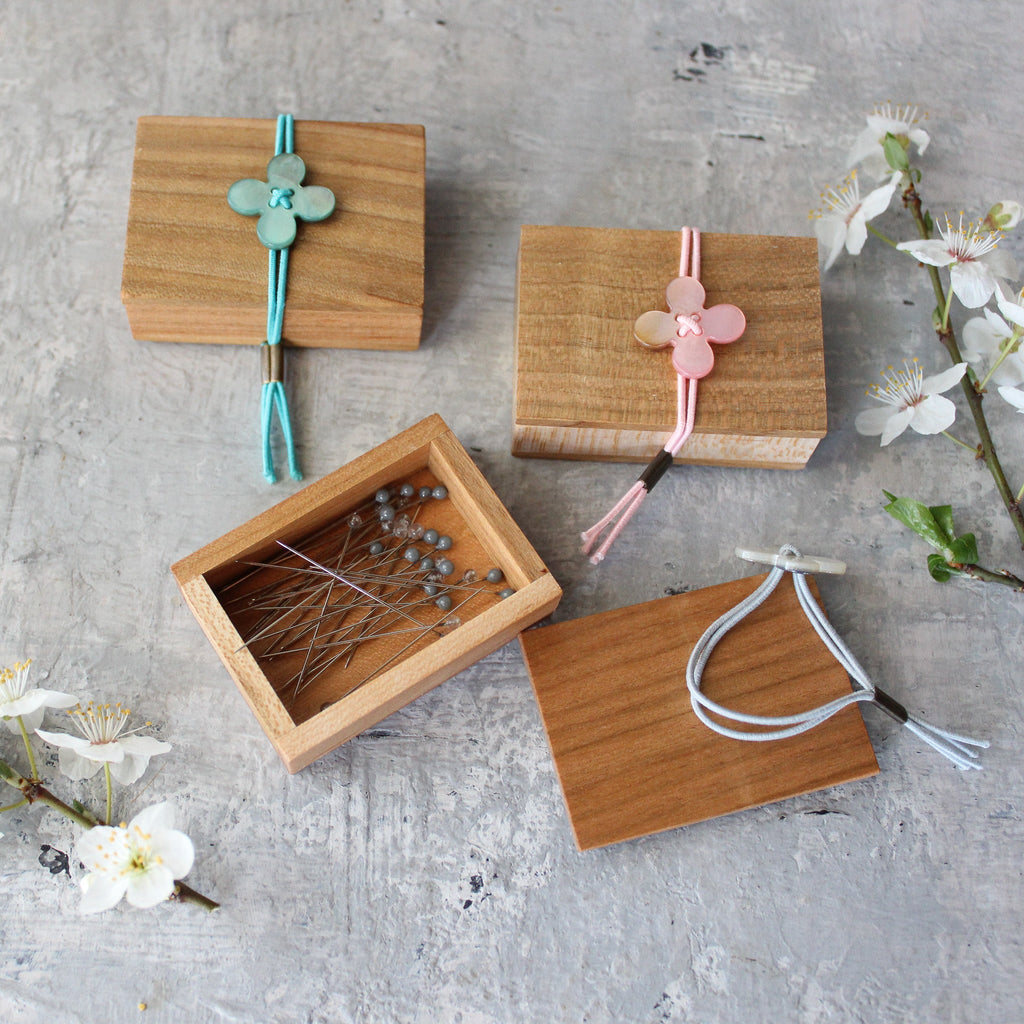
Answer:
(227, 152, 335, 250)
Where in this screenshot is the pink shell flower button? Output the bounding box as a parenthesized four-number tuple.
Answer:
(633, 276, 746, 379)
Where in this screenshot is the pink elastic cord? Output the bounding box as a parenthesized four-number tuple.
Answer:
(664, 376, 699, 456)
(580, 228, 703, 564)
(580, 482, 647, 564)
(679, 226, 700, 278)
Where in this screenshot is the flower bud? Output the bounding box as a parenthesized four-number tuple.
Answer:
(984, 200, 1022, 232)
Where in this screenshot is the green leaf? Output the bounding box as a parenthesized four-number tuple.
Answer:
(927, 552, 975, 581)
(923, 209, 933, 234)
(882, 493, 950, 552)
(883, 494, 981, 577)
(929, 505, 956, 543)
(882, 132, 910, 172)
(948, 532, 979, 565)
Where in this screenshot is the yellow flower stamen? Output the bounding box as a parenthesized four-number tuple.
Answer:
(810, 171, 863, 224)
(868, 358, 926, 409)
(67, 701, 137, 744)
(938, 213, 1001, 264)
(0, 659, 33, 703)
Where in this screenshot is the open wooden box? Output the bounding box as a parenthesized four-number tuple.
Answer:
(121, 116, 425, 350)
(172, 415, 561, 772)
(514, 225, 827, 469)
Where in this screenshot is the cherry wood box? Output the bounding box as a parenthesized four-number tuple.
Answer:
(513, 225, 827, 469)
(122, 116, 425, 349)
(172, 415, 561, 772)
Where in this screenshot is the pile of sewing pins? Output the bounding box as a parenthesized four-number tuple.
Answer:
(218, 478, 514, 707)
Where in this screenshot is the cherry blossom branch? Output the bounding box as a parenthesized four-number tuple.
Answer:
(170, 881, 220, 912)
(941, 430, 977, 452)
(977, 329, 1024, 390)
(951, 563, 1024, 589)
(901, 178, 1024, 552)
(0, 755, 98, 828)
(866, 223, 899, 248)
(0, 755, 218, 912)
(16, 716, 38, 779)
(103, 763, 112, 827)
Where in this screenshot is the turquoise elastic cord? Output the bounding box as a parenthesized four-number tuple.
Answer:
(262, 113, 302, 483)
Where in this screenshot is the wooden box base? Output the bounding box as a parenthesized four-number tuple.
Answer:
(122, 116, 425, 350)
(173, 415, 561, 772)
(519, 572, 878, 850)
(513, 226, 827, 469)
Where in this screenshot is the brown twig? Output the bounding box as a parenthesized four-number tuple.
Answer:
(951, 562, 1024, 589)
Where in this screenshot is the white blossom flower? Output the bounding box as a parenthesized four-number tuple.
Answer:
(0, 660, 76, 734)
(995, 281, 1024, 326)
(896, 214, 1018, 308)
(847, 102, 930, 178)
(812, 171, 899, 270)
(75, 802, 194, 913)
(997, 385, 1024, 412)
(962, 309, 1024, 386)
(855, 358, 967, 446)
(36, 701, 171, 784)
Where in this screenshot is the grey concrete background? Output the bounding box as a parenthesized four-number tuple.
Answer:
(1, 1, 1022, 1022)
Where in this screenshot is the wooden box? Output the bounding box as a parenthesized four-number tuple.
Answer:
(122, 116, 425, 349)
(520, 572, 878, 850)
(172, 415, 561, 772)
(513, 225, 827, 469)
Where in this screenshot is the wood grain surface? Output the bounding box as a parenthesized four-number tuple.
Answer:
(121, 117, 425, 348)
(520, 572, 878, 849)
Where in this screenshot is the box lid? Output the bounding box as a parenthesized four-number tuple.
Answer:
(519, 571, 878, 850)
(122, 116, 425, 350)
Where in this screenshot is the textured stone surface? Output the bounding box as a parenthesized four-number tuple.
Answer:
(1, 2, 1022, 1022)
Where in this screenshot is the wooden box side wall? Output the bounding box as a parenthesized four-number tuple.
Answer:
(427, 432, 548, 589)
(172, 416, 445, 590)
(281, 573, 561, 771)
